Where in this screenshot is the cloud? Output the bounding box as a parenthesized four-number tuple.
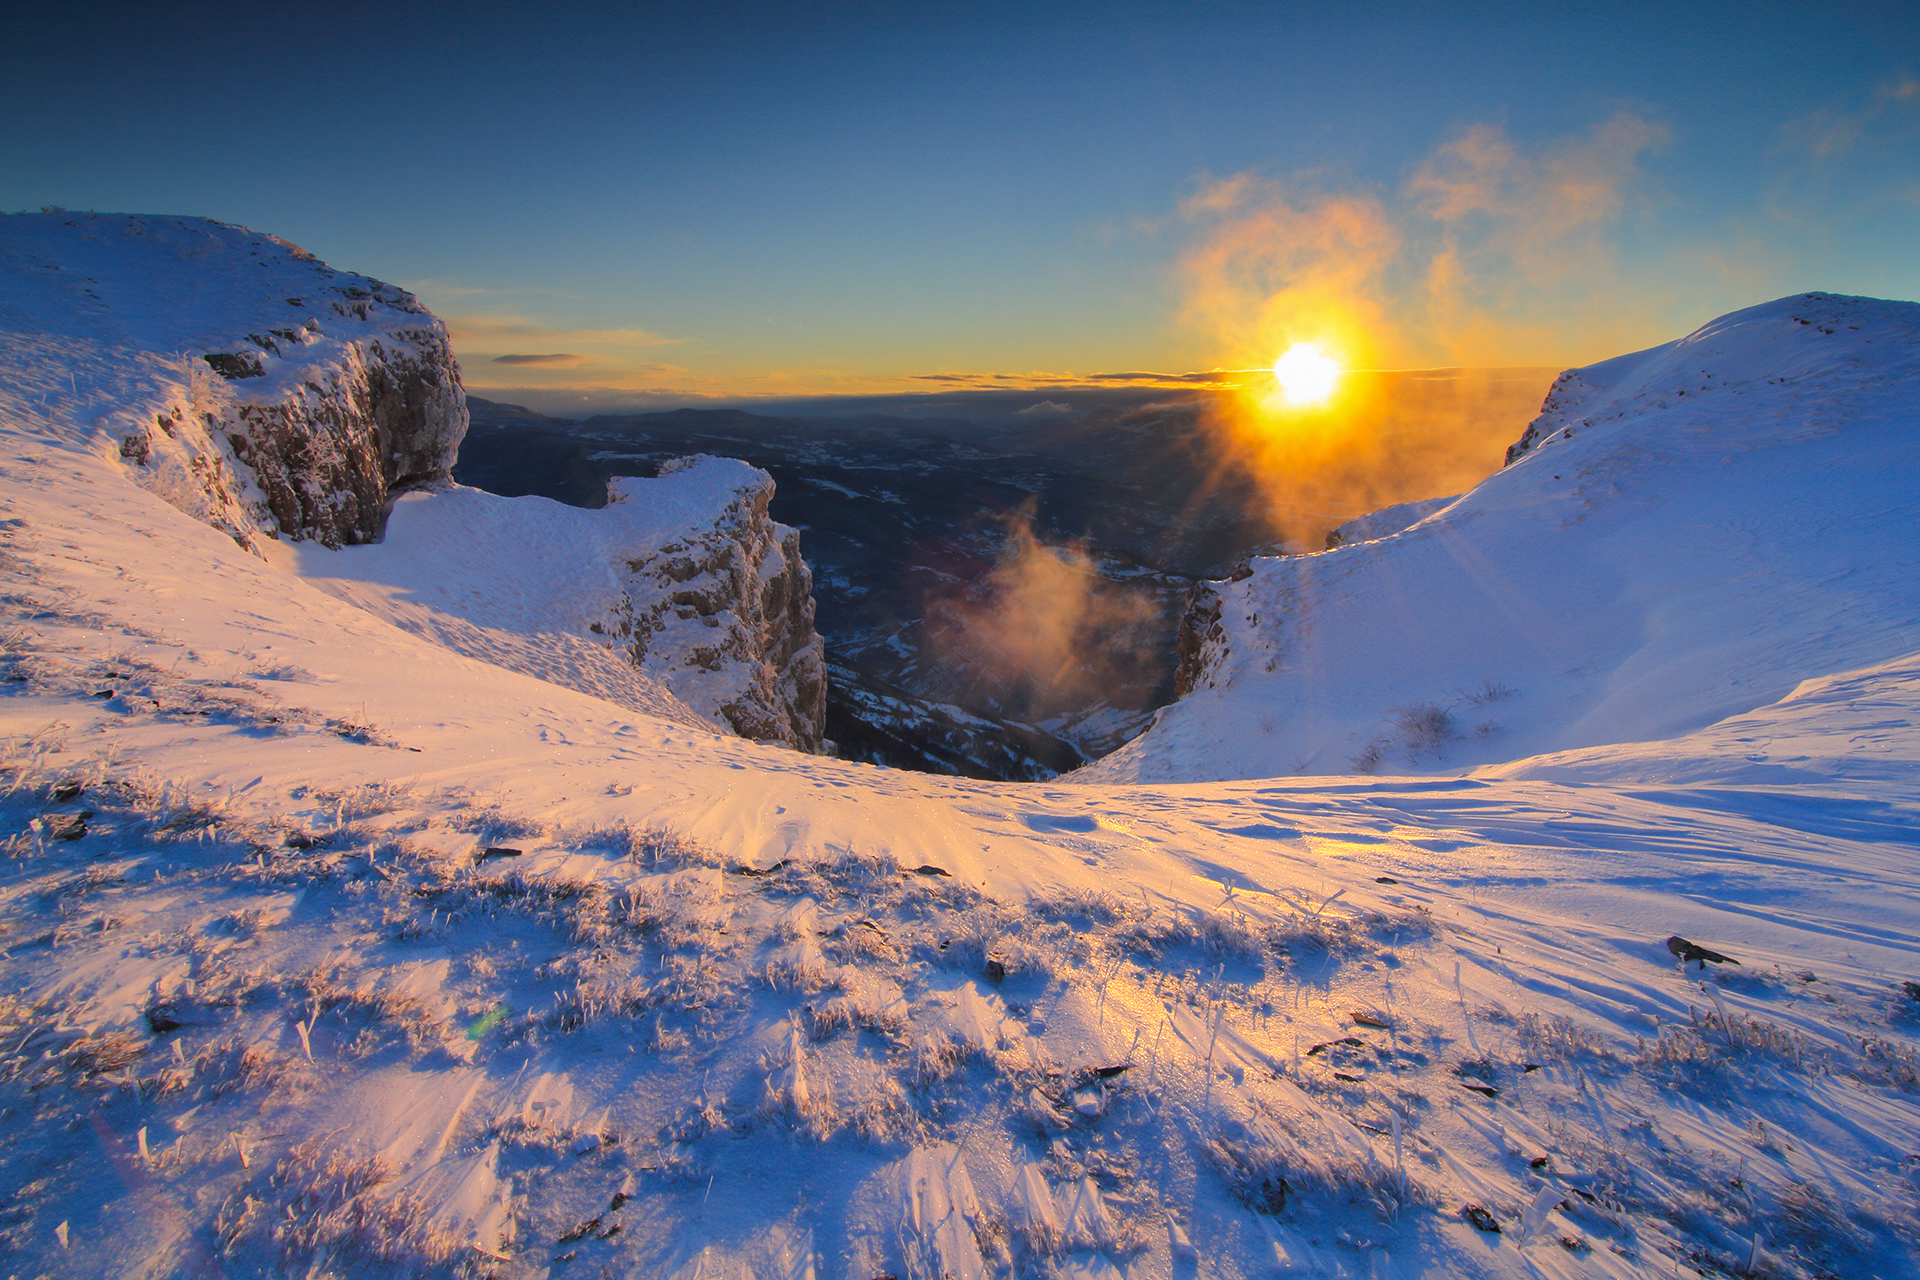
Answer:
(1778, 74, 1920, 164)
(446, 316, 680, 348)
(1174, 113, 1673, 371)
(902, 369, 1245, 390)
(1176, 175, 1402, 371)
(921, 510, 1163, 720)
(1086, 370, 1227, 384)
(1769, 75, 1920, 233)
(1164, 120, 1688, 546)
(449, 313, 694, 392)
(402, 280, 584, 303)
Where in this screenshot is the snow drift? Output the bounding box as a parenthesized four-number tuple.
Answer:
(1085, 292, 1920, 783)
(300, 457, 828, 751)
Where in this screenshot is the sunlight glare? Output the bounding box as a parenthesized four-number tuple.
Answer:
(1273, 343, 1340, 405)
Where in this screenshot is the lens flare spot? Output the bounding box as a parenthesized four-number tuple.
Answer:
(1274, 343, 1341, 405)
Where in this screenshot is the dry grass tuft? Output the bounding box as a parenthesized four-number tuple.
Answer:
(215, 1137, 465, 1270)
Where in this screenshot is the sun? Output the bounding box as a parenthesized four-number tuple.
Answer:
(1273, 343, 1340, 405)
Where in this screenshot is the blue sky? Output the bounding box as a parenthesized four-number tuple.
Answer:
(6, 1, 1915, 405)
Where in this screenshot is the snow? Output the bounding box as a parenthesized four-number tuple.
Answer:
(0, 210, 463, 550)
(1083, 292, 1920, 785)
(293, 466, 783, 734)
(1, 239, 1917, 1280)
(1324, 494, 1460, 548)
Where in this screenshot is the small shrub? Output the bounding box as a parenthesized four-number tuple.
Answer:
(1518, 1013, 1611, 1063)
(1851, 1033, 1919, 1091)
(216, 1137, 463, 1269)
(1208, 1113, 1434, 1222)
(1391, 703, 1457, 755)
(1463, 679, 1515, 706)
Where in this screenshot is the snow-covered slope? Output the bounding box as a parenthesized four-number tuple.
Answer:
(299, 460, 828, 751)
(1322, 494, 1459, 550)
(1, 211, 467, 550)
(1085, 293, 1920, 784)
(0, 246, 1916, 1280)
(0, 212, 826, 751)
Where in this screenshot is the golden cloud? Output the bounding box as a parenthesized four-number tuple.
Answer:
(1175, 113, 1673, 372)
(445, 315, 680, 348)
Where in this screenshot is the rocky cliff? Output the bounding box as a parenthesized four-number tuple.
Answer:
(1, 211, 825, 750)
(1, 212, 465, 552)
(601, 458, 827, 750)
(291, 458, 827, 753)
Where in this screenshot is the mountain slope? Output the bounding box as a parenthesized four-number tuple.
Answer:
(0, 238, 1916, 1280)
(1082, 293, 1920, 784)
(1, 210, 466, 550)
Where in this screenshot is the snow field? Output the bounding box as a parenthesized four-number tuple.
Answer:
(1085, 293, 1920, 784)
(1, 618, 1916, 1278)
(0, 227, 1915, 1278)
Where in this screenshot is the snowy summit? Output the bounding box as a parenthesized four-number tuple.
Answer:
(0, 215, 1916, 1280)
(1086, 293, 1920, 785)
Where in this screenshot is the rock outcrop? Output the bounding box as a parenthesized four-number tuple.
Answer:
(1171, 580, 1230, 699)
(1, 212, 465, 551)
(600, 458, 826, 750)
(2, 212, 825, 751)
(203, 306, 466, 548)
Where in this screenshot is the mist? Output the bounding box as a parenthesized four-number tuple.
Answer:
(920, 510, 1165, 724)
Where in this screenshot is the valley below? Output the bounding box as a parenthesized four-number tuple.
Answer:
(456, 376, 1547, 781)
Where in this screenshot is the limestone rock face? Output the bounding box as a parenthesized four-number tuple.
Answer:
(0, 212, 466, 551)
(604, 458, 827, 751)
(1172, 580, 1229, 700)
(216, 315, 467, 548)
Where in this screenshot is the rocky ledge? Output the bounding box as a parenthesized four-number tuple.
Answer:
(599, 458, 827, 750)
(2, 212, 465, 551)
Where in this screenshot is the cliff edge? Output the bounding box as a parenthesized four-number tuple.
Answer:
(0, 211, 825, 749)
(296, 460, 828, 752)
(0, 211, 465, 550)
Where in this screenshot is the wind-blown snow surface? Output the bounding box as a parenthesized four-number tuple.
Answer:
(1084, 293, 1920, 785)
(0, 283, 1917, 1279)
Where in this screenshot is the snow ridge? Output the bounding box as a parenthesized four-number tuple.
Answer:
(300, 460, 828, 751)
(1084, 292, 1920, 783)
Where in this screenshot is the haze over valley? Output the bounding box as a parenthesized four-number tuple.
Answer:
(456, 371, 1553, 779)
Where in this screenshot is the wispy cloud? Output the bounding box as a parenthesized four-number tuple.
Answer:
(402, 280, 584, 303)
(1778, 74, 1919, 164)
(446, 312, 694, 392)
(1174, 114, 1674, 371)
(1770, 75, 1920, 229)
(446, 315, 680, 348)
(904, 369, 1242, 389)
